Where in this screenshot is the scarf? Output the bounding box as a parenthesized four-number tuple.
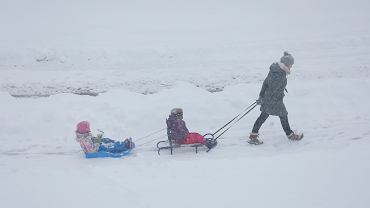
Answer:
(278, 62, 291, 75)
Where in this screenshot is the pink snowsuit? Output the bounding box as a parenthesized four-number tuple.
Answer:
(75, 132, 99, 153)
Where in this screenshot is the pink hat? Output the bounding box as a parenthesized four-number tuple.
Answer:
(76, 121, 91, 134)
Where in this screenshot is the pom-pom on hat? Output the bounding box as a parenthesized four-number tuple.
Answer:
(280, 51, 294, 66)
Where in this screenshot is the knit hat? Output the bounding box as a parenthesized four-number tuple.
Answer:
(170, 108, 183, 116)
(76, 121, 90, 134)
(280, 51, 294, 66)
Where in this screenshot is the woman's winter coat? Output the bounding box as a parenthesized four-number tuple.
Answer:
(259, 62, 289, 117)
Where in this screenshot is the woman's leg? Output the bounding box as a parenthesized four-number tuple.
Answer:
(279, 116, 293, 136)
(252, 112, 269, 133)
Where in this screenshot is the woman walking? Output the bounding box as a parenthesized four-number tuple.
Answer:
(249, 52, 303, 145)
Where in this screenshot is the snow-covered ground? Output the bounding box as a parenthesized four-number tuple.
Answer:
(1, 0, 370, 208)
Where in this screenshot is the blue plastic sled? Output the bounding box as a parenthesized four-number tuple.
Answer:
(85, 149, 132, 158)
(81, 137, 135, 158)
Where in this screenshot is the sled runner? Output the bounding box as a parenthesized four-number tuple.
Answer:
(156, 133, 216, 155)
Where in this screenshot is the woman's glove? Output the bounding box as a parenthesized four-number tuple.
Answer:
(256, 97, 263, 105)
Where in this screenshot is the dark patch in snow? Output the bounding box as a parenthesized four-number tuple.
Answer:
(351, 137, 362, 140)
(11, 94, 51, 98)
(206, 87, 224, 93)
(72, 87, 103, 96)
(141, 91, 155, 95)
(10, 90, 104, 98)
(35, 56, 50, 62)
(10, 91, 102, 98)
(72, 91, 100, 96)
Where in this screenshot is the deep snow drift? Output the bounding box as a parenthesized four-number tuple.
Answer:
(1, 0, 370, 208)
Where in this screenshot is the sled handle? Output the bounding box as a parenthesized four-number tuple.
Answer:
(156, 140, 168, 149)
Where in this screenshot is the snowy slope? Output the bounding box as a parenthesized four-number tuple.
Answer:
(1, 0, 370, 208)
(1, 78, 370, 208)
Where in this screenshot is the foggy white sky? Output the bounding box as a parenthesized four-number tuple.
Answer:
(1, 0, 369, 49)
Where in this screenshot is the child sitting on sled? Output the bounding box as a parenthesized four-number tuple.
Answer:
(75, 121, 135, 157)
(167, 108, 217, 149)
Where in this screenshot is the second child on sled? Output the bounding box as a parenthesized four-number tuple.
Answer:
(166, 108, 217, 149)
